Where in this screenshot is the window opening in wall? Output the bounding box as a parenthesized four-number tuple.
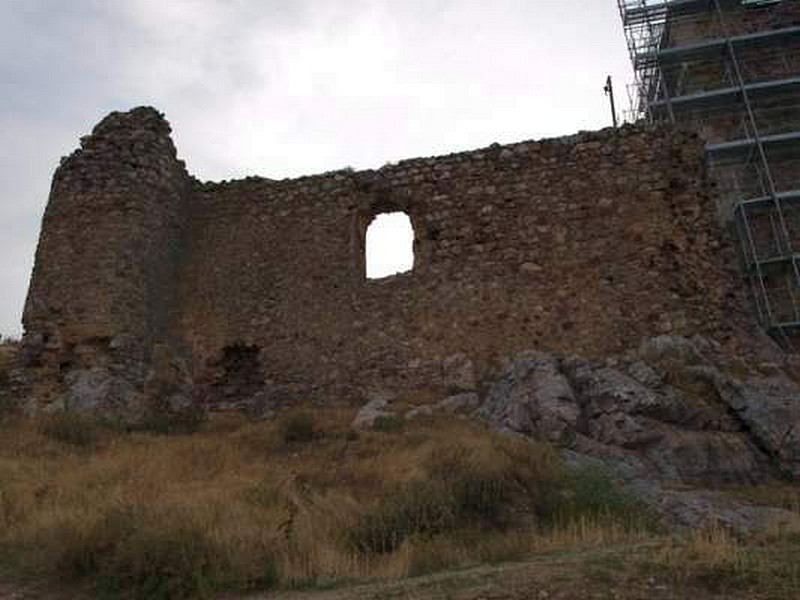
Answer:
(366, 212, 414, 279)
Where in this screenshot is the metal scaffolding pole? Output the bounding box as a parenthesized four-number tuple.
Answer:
(618, 0, 800, 350)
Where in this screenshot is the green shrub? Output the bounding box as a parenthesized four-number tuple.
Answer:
(371, 415, 404, 433)
(98, 520, 231, 600)
(555, 464, 659, 531)
(351, 437, 565, 554)
(40, 413, 103, 449)
(426, 438, 564, 527)
(349, 480, 457, 554)
(50, 506, 137, 580)
(127, 411, 203, 436)
(43, 505, 250, 600)
(279, 412, 315, 444)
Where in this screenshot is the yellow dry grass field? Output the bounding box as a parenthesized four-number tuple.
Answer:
(0, 401, 797, 600)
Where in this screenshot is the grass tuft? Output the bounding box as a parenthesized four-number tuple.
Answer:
(371, 415, 404, 433)
(556, 464, 660, 531)
(279, 411, 316, 444)
(39, 413, 104, 449)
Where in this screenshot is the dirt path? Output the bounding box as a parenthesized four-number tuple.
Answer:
(233, 543, 751, 600)
(0, 544, 766, 600)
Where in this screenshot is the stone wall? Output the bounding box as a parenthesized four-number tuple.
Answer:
(21, 107, 763, 415)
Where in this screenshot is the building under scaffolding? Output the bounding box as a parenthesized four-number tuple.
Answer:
(618, 0, 800, 348)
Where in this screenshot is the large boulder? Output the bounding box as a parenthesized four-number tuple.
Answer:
(474, 336, 800, 530)
(476, 338, 792, 486)
(476, 354, 579, 444)
(701, 369, 800, 478)
(64, 367, 143, 423)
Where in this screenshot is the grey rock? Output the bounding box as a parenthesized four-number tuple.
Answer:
(631, 482, 798, 532)
(244, 384, 298, 420)
(586, 412, 663, 449)
(566, 360, 662, 417)
(405, 405, 434, 420)
(477, 355, 578, 443)
(165, 392, 192, 413)
(442, 353, 477, 392)
(644, 429, 770, 484)
(478, 337, 794, 485)
(566, 439, 651, 481)
(353, 392, 394, 428)
(437, 392, 480, 414)
(64, 367, 143, 422)
(626, 360, 662, 388)
(142, 345, 203, 423)
(706, 370, 800, 478)
(638, 335, 707, 375)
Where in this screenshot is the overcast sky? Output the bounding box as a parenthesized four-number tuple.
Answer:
(0, 0, 633, 338)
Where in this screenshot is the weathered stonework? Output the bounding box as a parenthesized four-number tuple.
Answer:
(21, 107, 768, 418)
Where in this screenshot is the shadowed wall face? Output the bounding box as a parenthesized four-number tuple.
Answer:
(22, 108, 754, 410)
(23, 108, 190, 388)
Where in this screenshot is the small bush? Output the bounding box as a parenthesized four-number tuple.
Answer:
(350, 436, 564, 554)
(39, 413, 103, 449)
(50, 506, 137, 580)
(427, 437, 564, 527)
(349, 480, 457, 554)
(41, 505, 251, 600)
(127, 412, 203, 436)
(99, 519, 232, 600)
(556, 464, 659, 531)
(279, 412, 315, 445)
(371, 415, 404, 433)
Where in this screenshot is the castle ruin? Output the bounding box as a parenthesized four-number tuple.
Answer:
(19, 0, 800, 418)
(19, 106, 763, 418)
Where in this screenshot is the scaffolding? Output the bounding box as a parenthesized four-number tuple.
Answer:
(618, 0, 800, 349)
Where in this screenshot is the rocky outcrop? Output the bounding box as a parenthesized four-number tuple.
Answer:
(392, 335, 800, 530)
(474, 336, 800, 484)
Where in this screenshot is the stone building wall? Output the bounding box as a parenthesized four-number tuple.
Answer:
(21, 107, 762, 414)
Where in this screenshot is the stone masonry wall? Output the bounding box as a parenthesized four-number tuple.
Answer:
(23, 108, 191, 406)
(22, 107, 763, 415)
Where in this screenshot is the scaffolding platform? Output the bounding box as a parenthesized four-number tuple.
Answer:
(618, 0, 800, 350)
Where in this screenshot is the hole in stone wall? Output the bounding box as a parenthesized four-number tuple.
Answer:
(212, 344, 263, 401)
(366, 212, 414, 279)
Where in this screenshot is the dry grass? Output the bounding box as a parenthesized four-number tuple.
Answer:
(639, 516, 800, 598)
(723, 483, 800, 514)
(0, 408, 656, 598)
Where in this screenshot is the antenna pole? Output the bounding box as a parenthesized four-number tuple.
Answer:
(604, 75, 619, 128)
